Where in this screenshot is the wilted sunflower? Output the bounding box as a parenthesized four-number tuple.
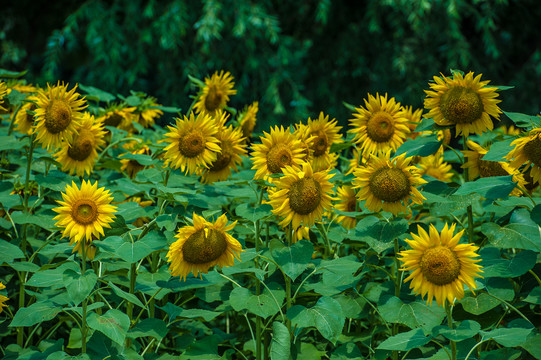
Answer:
(167, 213, 243, 281)
(238, 101, 259, 141)
(507, 129, 541, 185)
(416, 149, 453, 182)
(464, 140, 526, 195)
(162, 112, 221, 175)
(194, 70, 237, 117)
(307, 112, 343, 171)
(53, 180, 117, 250)
(399, 223, 483, 307)
(33, 82, 87, 150)
(334, 185, 359, 230)
(353, 151, 426, 215)
(199, 124, 247, 184)
(0, 282, 8, 313)
(54, 112, 106, 177)
(120, 142, 153, 179)
(98, 104, 136, 132)
(424, 71, 501, 137)
(14, 101, 37, 135)
(251, 125, 305, 181)
(267, 162, 334, 229)
(349, 93, 410, 156)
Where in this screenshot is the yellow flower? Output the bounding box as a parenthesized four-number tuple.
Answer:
(198, 124, 247, 184)
(334, 185, 359, 230)
(97, 104, 136, 132)
(162, 112, 221, 175)
(33, 82, 87, 150)
(134, 103, 163, 128)
(399, 223, 483, 307)
(498, 125, 521, 136)
(251, 125, 305, 181)
(0, 81, 7, 112)
(353, 151, 426, 215)
(267, 162, 334, 229)
(120, 142, 153, 179)
(416, 149, 454, 182)
(307, 112, 343, 171)
(403, 105, 424, 137)
(349, 93, 410, 156)
(238, 102, 259, 141)
(53, 180, 117, 250)
(167, 213, 243, 281)
(293, 122, 315, 163)
(0, 282, 9, 314)
(14, 101, 37, 135)
(194, 71, 237, 117)
(424, 71, 501, 137)
(507, 128, 541, 186)
(54, 112, 106, 177)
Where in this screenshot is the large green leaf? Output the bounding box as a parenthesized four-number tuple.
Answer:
(270, 321, 290, 360)
(504, 111, 541, 128)
(351, 216, 408, 253)
(432, 320, 481, 341)
(480, 247, 537, 278)
(78, 84, 116, 103)
(521, 333, 541, 359)
(236, 202, 273, 222)
(480, 327, 532, 347)
(62, 269, 98, 306)
(0, 239, 25, 264)
(461, 292, 501, 315)
(523, 287, 541, 304)
(27, 262, 80, 288)
(482, 138, 515, 161)
(394, 134, 441, 158)
(127, 318, 168, 340)
(109, 282, 146, 309)
(481, 222, 541, 252)
(270, 239, 313, 281)
(87, 309, 130, 346)
(10, 302, 62, 327)
(115, 231, 166, 263)
(330, 343, 364, 360)
(10, 212, 56, 231)
(287, 296, 345, 344)
(453, 175, 516, 200)
(377, 328, 430, 351)
(378, 296, 445, 332)
(230, 283, 285, 318)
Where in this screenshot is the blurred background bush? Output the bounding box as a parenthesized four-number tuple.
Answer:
(2, 0, 540, 130)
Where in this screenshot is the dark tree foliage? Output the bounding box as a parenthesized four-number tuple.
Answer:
(2, 0, 540, 130)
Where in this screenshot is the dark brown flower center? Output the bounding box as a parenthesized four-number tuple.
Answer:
(67, 129, 94, 161)
(312, 130, 328, 156)
(179, 130, 205, 158)
(103, 112, 123, 127)
(369, 167, 411, 202)
(289, 177, 322, 215)
(367, 112, 395, 142)
(440, 86, 484, 125)
(347, 197, 357, 212)
(267, 143, 293, 174)
(210, 140, 232, 172)
(477, 159, 509, 178)
(182, 228, 228, 264)
(420, 246, 461, 285)
(71, 199, 99, 225)
(523, 136, 541, 168)
(45, 99, 72, 134)
(204, 86, 224, 112)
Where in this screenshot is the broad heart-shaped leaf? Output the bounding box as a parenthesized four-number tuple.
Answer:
(270, 321, 290, 360)
(524, 287, 541, 304)
(0, 239, 25, 264)
(480, 247, 537, 278)
(504, 111, 541, 128)
(62, 269, 98, 306)
(351, 216, 408, 253)
(115, 230, 166, 263)
(530, 204, 541, 226)
(481, 223, 541, 252)
(236, 202, 273, 222)
(27, 262, 80, 288)
(453, 175, 516, 200)
(480, 327, 533, 347)
(87, 309, 130, 346)
(229, 283, 285, 318)
(270, 239, 313, 281)
(10, 302, 62, 327)
(482, 138, 515, 161)
(433, 320, 481, 341)
(158, 302, 221, 322)
(521, 333, 541, 359)
(109, 281, 146, 309)
(287, 296, 345, 344)
(127, 318, 168, 340)
(378, 296, 446, 332)
(330, 343, 363, 360)
(377, 328, 431, 351)
(78, 83, 116, 103)
(86, 331, 122, 359)
(460, 292, 501, 315)
(394, 134, 441, 158)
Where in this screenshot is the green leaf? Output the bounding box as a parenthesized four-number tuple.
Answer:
(10, 212, 56, 231)
(330, 141, 354, 153)
(453, 175, 516, 200)
(394, 135, 441, 158)
(78, 84, 116, 103)
(109, 282, 146, 309)
(481, 222, 541, 252)
(118, 152, 156, 166)
(288, 296, 345, 344)
(270, 321, 290, 360)
(523, 287, 541, 304)
(433, 320, 481, 341)
(27, 262, 80, 288)
(86, 331, 122, 359)
(270, 239, 313, 281)
(62, 269, 98, 306)
(152, 105, 181, 113)
(504, 111, 541, 128)
(87, 309, 130, 346)
(230, 283, 285, 318)
(481, 247, 537, 278)
(482, 138, 515, 161)
(480, 327, 532, 347)
(9, 261, 40, 272)
(0, 68, 28, 78)
(115, 231, 166, 263)
(236, 202, 273, 222)
(351, 216, 408, 253)
(480, 348, 522, 360)
(377, 328, 430, 351)
(461, 292, 501, 315)
(0, 239, 25, 264)
(127, 318, 168, 340)
(378, 296, 446, 332)
(484, 277, 515, 301)
(521, 333, 541, 359)
(10, 302, 62, 327)
(530, 204, 541, 226)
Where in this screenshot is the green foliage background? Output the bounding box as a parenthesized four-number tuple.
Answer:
(2, 0, 541, 129)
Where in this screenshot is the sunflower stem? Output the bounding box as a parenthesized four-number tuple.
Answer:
(392, 237, 402, 360)
(255, 186, 264, 360)
(446, 305, 457, 360)
(81, 242, 88, 354)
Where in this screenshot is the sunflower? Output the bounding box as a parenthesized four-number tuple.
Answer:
(353, 151, 426, 215)
(238, 101, 259, 141)
(424, 71, 501, 137)
(345, 147, 366, 175)
(120, 142, 153, 179)
(14, 101, 37, 135)
(507, 128, 541, 185)
(54, 112, 106, 177)
(267, 162, 334, 229)
(133, 98, 163, 128)
(98, 103, 136, 132)
(33, 82, 87, 150)
(403, 105, 424, 138)
(416, 149, 454, 182)
(162, 111, 221, 175)
(194, 71, 237, 117)
(166, 213, 243, 281)
(333, 185, 359, 230)
(307, 112, 343, 171)
(53, 180, 117, 251)
(199, 124, 247, 184)
(498, 125, 521, 136)
(399, 223, 483, 307)
(0, 81, 7, 111)
(0, 282, 8, 313)
(349, 93, 410, 156)
(293, 122, 315, 163)
(251, 125, 305, 181)
(464, 140, 526, 195)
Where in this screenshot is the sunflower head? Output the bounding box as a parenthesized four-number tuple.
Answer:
(416, 149, 453, 182)
(98, 103, 136, 132)
(0, 282, 9, 314)
(194, 71, 237, 117)
(334, 185, 359, 230)
(307, 112, 343, 171)
(120, 142, 153, 179)
(424, 71, 501, 137)
(14, 101, 38, 135)
(166, 213, 243, 281)
(0, 81, 8, 112)
(238, 102, 259, 141)
(399, 223, 483, 307)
